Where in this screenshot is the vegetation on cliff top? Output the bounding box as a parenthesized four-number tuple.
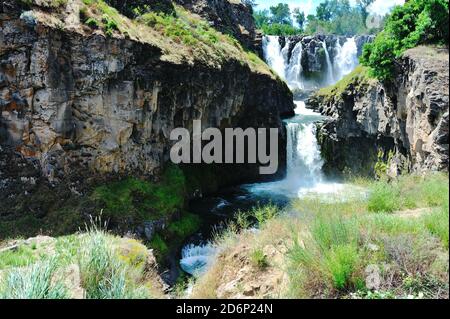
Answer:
(192, 173, 449, 299)
(21, 0, 274, 76)
(361, 0, 449, 81)
(311, 65, 374, 104)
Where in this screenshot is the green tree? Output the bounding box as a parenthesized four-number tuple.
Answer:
(361, 0, 449, 81)
(253, 9, 270, 28)
(316, 1, 333, 21)
(357, 0, 375, 23)
(293, 8, 306, 29)
(269, 3, 292, 25)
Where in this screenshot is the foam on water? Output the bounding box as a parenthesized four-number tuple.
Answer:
(179, 244, 217, 276)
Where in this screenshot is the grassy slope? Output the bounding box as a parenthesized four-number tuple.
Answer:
(0, 228, 165, 299)
(311, 65, 376, 105)
(192, 173, 449, 299)
(24, 0, 274, 77)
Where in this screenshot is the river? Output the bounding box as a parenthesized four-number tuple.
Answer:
(177, 35, 361, 279)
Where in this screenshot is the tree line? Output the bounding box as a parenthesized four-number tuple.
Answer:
(248, 0, 384, 36)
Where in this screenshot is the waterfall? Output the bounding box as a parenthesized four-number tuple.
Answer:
(334, 37, 359, 81)
(246, 36, 359, 198)
(285, 101, 324, 187)
(285, 42, 304, 90)
(322, 41, 335, 85)
(263, 36, 287, 80)
(180, 244, 216, 276)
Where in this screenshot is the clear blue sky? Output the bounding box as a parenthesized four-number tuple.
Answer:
(253, 0, 404, 16)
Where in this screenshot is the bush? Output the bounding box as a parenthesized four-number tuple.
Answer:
(361, 0, 449, 81)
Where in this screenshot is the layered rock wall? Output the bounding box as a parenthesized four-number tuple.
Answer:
(309, 46, 449, 176)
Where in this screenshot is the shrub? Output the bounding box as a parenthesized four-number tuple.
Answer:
(361, 0, 449, 81)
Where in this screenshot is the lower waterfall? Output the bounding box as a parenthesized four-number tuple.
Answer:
(179, 35, 365, 278)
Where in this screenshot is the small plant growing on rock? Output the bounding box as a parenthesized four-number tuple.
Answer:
(250, 249, 269, 270)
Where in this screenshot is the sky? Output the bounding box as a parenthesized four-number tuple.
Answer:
(253, 0, 405, 16)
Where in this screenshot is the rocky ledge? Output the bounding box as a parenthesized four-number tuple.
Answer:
(309, 46, 449, 177)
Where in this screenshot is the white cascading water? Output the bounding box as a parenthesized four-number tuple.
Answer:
(180, 244, 216, 276)
(322, 41, 335, 85)
(263, 36, 287, 80)
(246, 36, 363, 198)
(286, 102, 324, 187)
(285, 42, 304, 90)
(334, 37, 359, 81)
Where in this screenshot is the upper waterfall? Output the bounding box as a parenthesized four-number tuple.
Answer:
(262, 35, 370, 91)
(334, 37, 359, 81)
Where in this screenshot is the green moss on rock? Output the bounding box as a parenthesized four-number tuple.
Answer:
(92, 165, 186, 223)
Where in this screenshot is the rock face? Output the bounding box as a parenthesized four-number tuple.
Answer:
(0, 0, 293, 237)
(309, 47, 449, 176)
(175, 0, 262, 55)
(0, 0, 292, 180)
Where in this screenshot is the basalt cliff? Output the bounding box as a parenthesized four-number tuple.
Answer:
(309, 46, 449, 177)
(0, 0, 293, 238)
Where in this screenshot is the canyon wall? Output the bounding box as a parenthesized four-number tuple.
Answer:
(0, 0, 293, 237)
(309, 46, 449, 177)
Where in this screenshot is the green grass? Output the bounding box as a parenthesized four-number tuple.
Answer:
(252, 173, 448, 298)
(78, 229, 150, 299)
(150, 213, 201, 260)
(367, 181, 401, 213)
(423, 205, 450, 248)
(167, 213, 201, 239)
(77, 1, 274, 76)
(0, 245, 38, 270)
(313, 66, 373, 104)
(288, 213, 363, 295)
(92, 165, 186, 222)
(149, 234, 169, 258)
(367, 173, 449, 213)
(0, 258, 69, 299)
(0, 225, 162, 299)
